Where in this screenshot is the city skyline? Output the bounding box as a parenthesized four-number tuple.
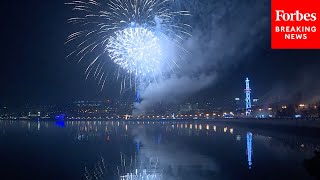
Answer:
(1, 0, 320, 108)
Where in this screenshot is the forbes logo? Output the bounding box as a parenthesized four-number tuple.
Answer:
(272, 0, 320, 49)
(275, 10, 317, 21)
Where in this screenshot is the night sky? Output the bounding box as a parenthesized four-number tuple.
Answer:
(1, 0, 320, 107)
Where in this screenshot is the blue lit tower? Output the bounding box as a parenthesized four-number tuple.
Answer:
(135, 90, 141, 103)
(244, 78, 252, 116)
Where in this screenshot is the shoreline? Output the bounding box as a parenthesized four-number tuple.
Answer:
(1, 117, 320, 127)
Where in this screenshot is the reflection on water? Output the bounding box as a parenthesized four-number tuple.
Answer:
(84, 157, 107, 180)
(0, 120, 319, 180)
(246, 132, 253, 170)
(84, 155, 162, 180)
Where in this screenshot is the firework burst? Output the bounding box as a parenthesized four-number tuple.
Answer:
(66, 0, 191, 92)
(106, 27, 162, 76)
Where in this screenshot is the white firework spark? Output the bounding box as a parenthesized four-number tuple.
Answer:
(106, 27, 162, 76)
(66, 0, 191, 92)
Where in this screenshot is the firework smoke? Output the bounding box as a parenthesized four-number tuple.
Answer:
(133, 0, 269, 114)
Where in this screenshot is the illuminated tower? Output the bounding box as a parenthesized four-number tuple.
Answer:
(244, 78, 252, 116)
(136, 141, 141, 152)
(246, 132, 253, 169)
(135, 90, 141, 103)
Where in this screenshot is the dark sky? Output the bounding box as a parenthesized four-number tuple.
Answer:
(1, 0, 320, 106)
(1, 0, 120, 106)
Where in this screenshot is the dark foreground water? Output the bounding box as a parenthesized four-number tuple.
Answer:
(0, 120, 319, 180)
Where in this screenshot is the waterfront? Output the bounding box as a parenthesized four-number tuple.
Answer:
(0, 120, 319, 180)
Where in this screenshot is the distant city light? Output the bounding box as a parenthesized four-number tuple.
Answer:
(230, 128, 234, 134)
(236, 135, 241, 141)
(299, 104, 306, 108)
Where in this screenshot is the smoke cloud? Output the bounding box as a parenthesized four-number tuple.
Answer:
(260, 64, 320, 106)
(134, 0, 269, 114)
